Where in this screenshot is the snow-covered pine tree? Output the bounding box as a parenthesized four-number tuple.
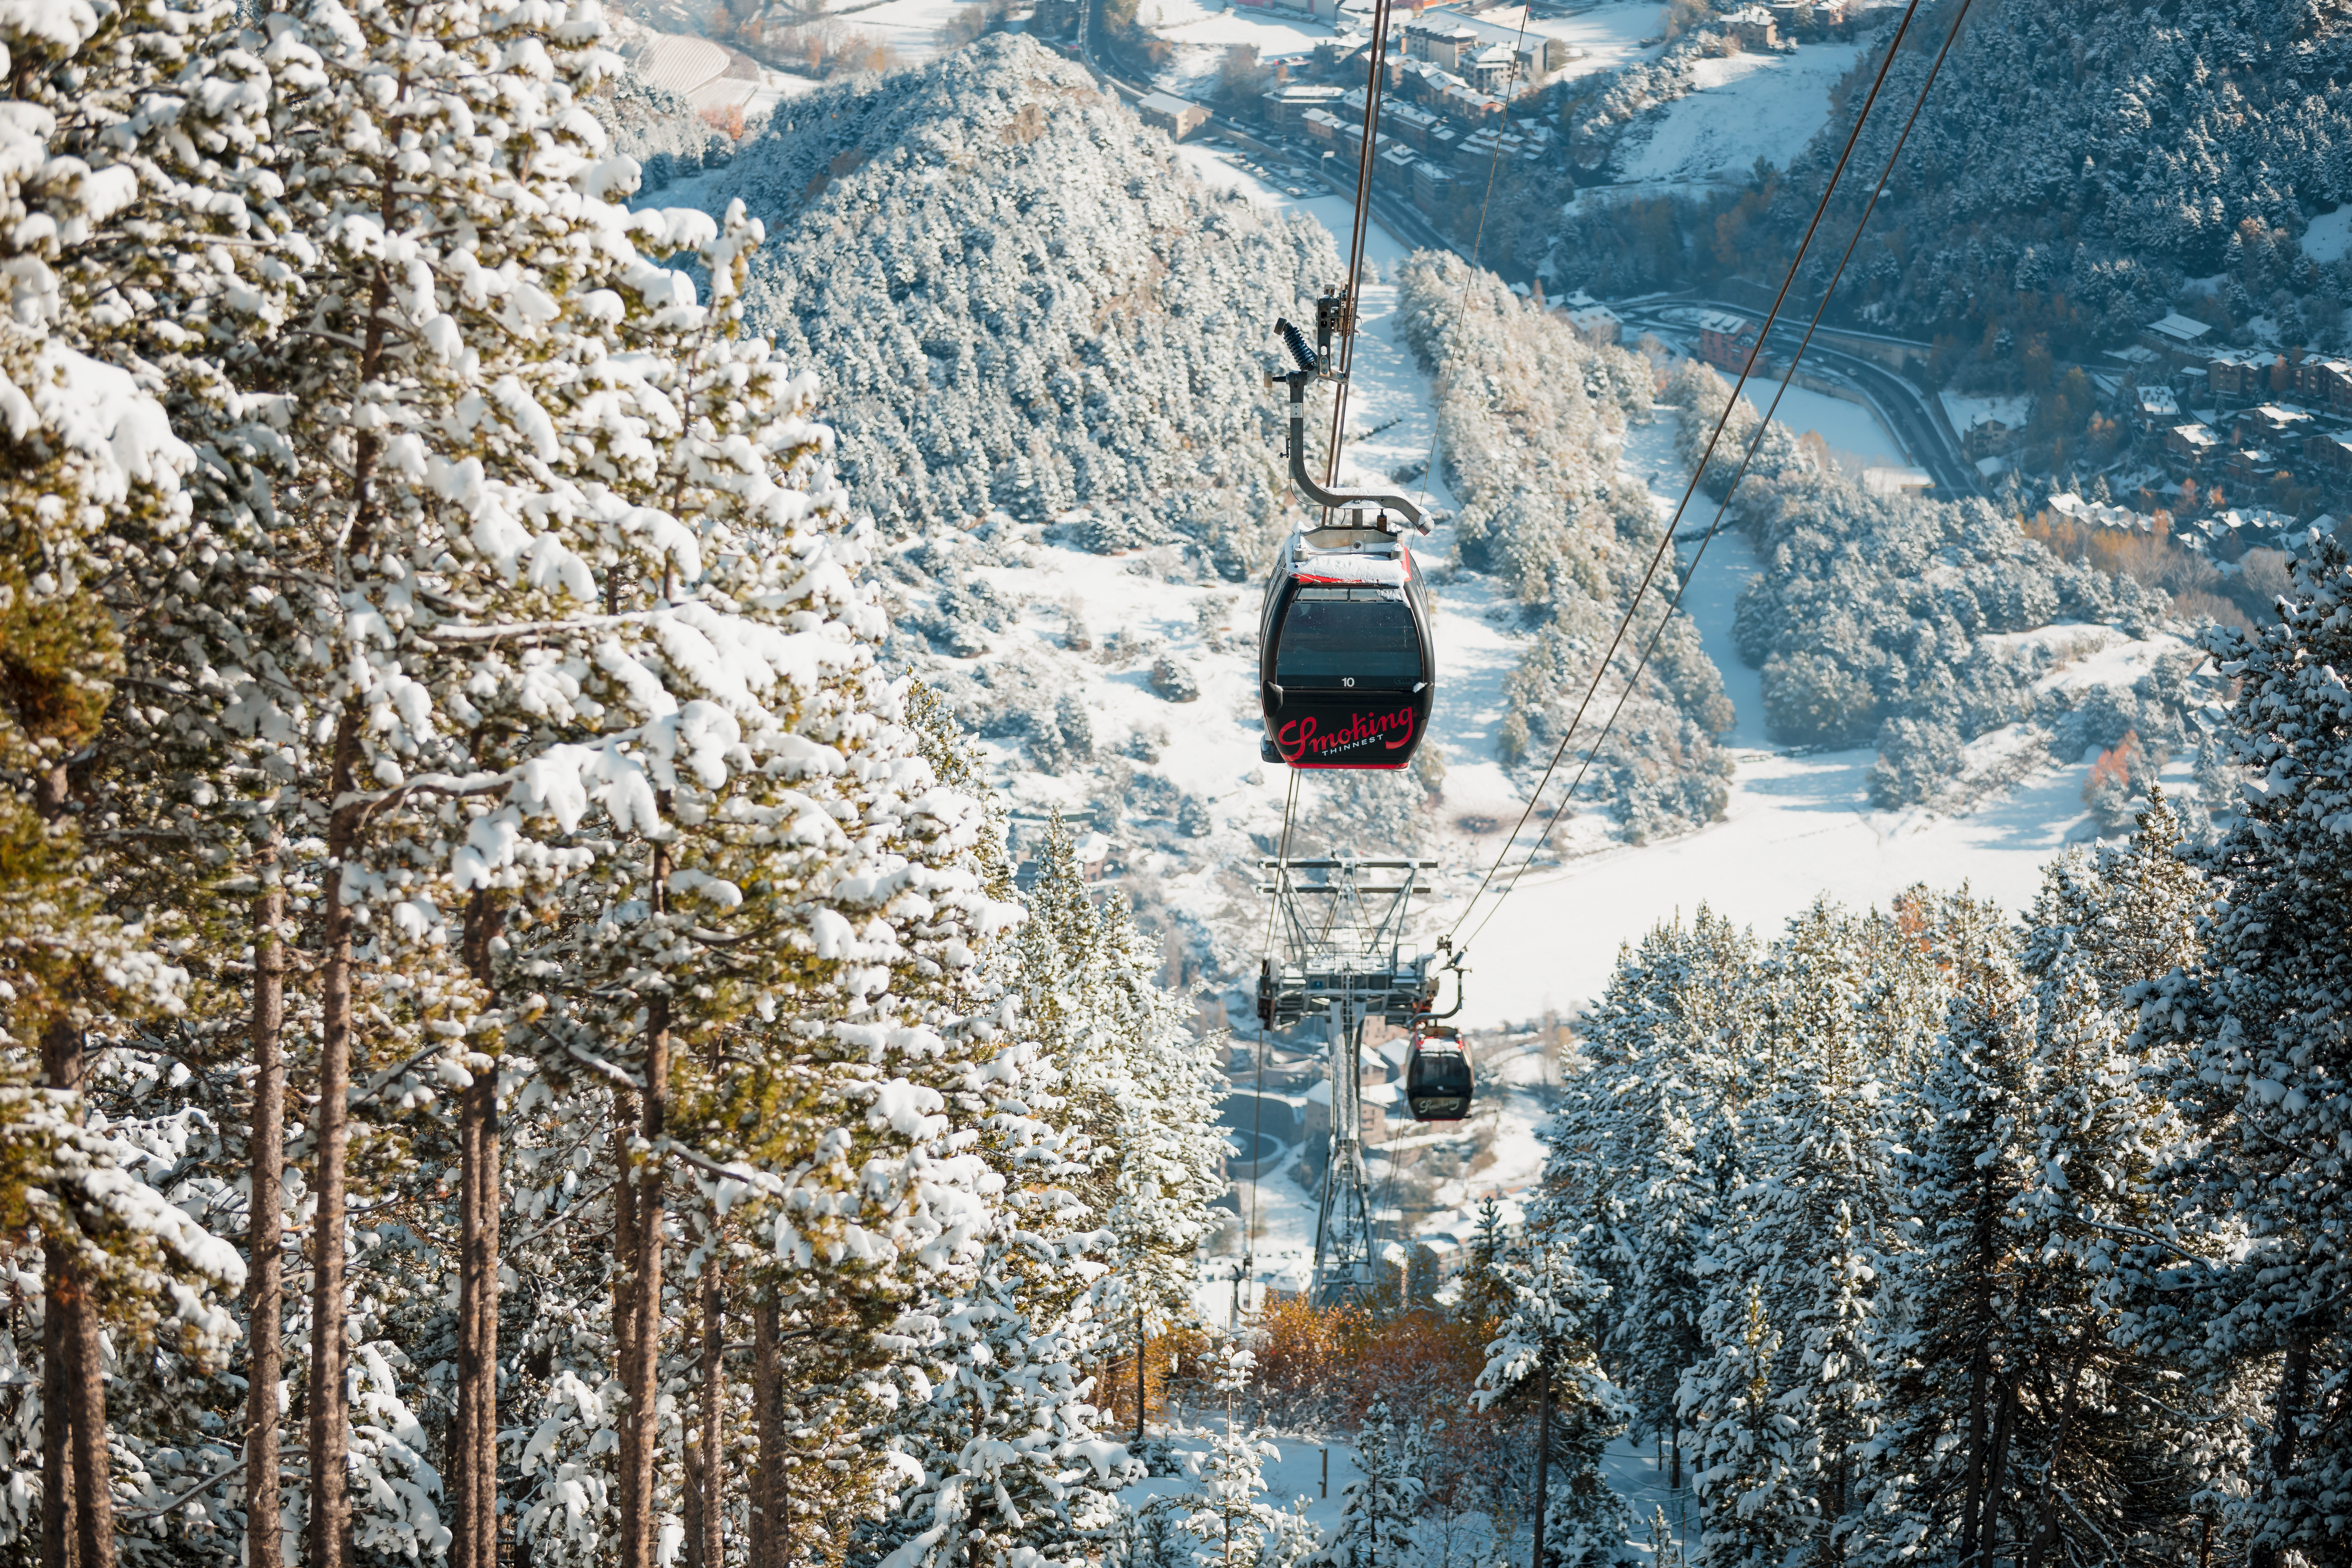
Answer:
(1681, 897, 1931, 1564)
(0, 0, 293, 1558)
(1679, 1281, 1805, 1568)
(1849, 899, 2038, 1567)
(1007, 815, 1226, 1395)
(1318, 1397, 1421, 1568)
(1174, 1341, 1292, 1568)
(2139, 543, 2352, 1568)
(1473, 1244, 1630, 1568)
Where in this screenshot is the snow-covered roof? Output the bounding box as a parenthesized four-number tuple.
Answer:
(1697, 309, 1751, 334)
(2170, 421, 2220, 447)
(2047, 492, 2151, 531)
(633, 32, 731, 97)
(1862, 466, 1934, 496)
(2135, 385, 2181, 415)
(1137, 91, 1202, 118)
(2147, 311, 2214, 343)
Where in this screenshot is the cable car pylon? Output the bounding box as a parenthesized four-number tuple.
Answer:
(1255, 855, 1453, 1303)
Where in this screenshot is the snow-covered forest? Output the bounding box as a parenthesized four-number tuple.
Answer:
(706, 37, 1329, 564)
(1394, 255, 1734, 837)
(1546, 552, 2352, 1563)
(1671, 366, 2219, 810)
(11, 0, 2352, 1561)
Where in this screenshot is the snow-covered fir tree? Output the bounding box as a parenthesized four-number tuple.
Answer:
(1317, 1397, 1420, 1568)
(1472, 1242, 1630, 1568)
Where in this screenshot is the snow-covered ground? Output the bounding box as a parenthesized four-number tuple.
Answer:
(1123, 1422, 1695, 1556)
(817, 0, 989, 66)
(1613, 39, 1866, 186)
(1147, 0, 1338, 98)
(2303, 205, 2352, 263)
(1752, 382, 1909, 469)
(1517, 0, 1667, 82)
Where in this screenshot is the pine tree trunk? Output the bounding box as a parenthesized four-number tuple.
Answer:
(42, 1023, 115, 1568)
(2020, 1348, 2090, 1568)
(1531, 1367, 1552, 1568)
(752, 1294, 782, 1568)
(621, 838, 671, 1568)
(36, 769, 81, 1568)
(612, 1090, 641, 1547)
(247, 852, 287, 1568)
(456, 894, 504, 1568)
(41, 1253, 75, 1568)
(62, 1274, 114, 1568)
(308, 710, 364, 1568)
(475, 1076, 500, 1568)
(695, 1266, 722, 1568)
(1981, 1382, 2017, 1567)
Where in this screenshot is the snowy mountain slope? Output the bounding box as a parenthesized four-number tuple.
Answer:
(1611, 38, 1867, 188)
(1766, 0, 2352, 337)
(682, 35, 1333, 565)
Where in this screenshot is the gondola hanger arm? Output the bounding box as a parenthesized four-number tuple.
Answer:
(1268, 317, 1428, 531)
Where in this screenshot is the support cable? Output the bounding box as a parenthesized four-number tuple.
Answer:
(1445, 0, 1943, 950)
(1318, 0, 1401, 516)
(1457, 0, 1975, 956)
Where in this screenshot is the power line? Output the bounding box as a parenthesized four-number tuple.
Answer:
(1445, 0, 1944, 950)
(1457, 0, 1977, 956)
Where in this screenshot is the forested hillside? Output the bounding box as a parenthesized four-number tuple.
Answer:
(1542, 0, 2352, 362)
(1397, 254, 1736, 837)
(708, 36, 1330, 566)
(1658, 364, 2217, 810)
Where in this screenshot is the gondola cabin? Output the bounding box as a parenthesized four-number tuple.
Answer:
(1258, 523, 1435, 769)
(1404, 1025, 1472, 1123)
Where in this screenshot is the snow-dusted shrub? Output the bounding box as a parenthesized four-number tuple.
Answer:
(1869, 715, 1966, 808)
(1149, 655, 1200, 703)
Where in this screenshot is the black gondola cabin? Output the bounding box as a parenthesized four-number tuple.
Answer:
(1258, 524, 1435, 769)
(1404, 1026, 1472, 1122)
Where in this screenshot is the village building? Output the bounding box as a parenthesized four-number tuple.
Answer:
(2132, 384, 2181, 427)
(2295, 355, 2352, 414)
(1135, 91, 1209, 141)
(1383, 99, 1440, 151)
(2046, 492, 2154, 532)
(2306, 430, 2352, 481)
(2236, 402, 2316, 447)
(2166, 421, 2222, 464)
(2143, 311, 2215, 361)
(1697, 310, 1760, 373)
(1567, 303, 1622, 346)
(2207, 348, 2280, 401)
(1412, 159, 1455, 214)
(1259, 81, 1347, 130)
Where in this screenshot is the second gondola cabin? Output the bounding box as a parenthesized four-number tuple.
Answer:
(1404, 1025, 1472, 1123)
(1258, 520, 1435, 768)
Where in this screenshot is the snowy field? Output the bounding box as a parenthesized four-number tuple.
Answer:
(1147, 0, 1336, 99)
(1746, 381, 1909, 470)
(2303, 205, 2352, 263)
(1613, 40, 1866, 186)
(821, 0, 990, 65)
(1516, 0, 1667, 82)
